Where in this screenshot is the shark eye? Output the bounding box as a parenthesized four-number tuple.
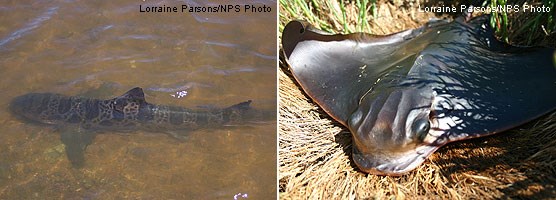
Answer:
(412, 118, 430, 141)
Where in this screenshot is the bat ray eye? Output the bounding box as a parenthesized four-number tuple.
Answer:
(412, 118, 430, 141)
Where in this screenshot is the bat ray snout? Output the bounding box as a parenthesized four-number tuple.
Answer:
(348, 88, 438, 175)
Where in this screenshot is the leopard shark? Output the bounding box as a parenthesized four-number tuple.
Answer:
(9, 87, 254, 167)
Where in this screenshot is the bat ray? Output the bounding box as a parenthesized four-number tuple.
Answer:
(9, 87, 254, 167)
(281, 15, 556, 175)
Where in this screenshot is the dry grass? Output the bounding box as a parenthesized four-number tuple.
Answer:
(279, 1, 556, 199)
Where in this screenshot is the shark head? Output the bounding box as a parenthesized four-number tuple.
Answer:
(9, 92, 64, 124)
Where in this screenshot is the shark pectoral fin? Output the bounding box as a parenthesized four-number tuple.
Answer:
(60, 129, 96, 168)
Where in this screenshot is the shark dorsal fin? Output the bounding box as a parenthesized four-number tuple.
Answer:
(119, 87, 146, 102)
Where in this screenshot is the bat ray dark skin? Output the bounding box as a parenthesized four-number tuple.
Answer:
(9, 87, 253, 167)
(282, 15, 556, 175)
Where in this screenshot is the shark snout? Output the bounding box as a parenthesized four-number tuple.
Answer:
(9, 93, 51, 121)
(9, 94, 33, 114)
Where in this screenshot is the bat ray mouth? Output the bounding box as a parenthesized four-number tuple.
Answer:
(352, 144, 439, 176)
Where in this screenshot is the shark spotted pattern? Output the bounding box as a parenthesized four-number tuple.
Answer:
(9, 87, 252, 167)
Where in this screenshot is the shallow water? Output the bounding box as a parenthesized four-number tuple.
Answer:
(0, 0, 276, 199)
